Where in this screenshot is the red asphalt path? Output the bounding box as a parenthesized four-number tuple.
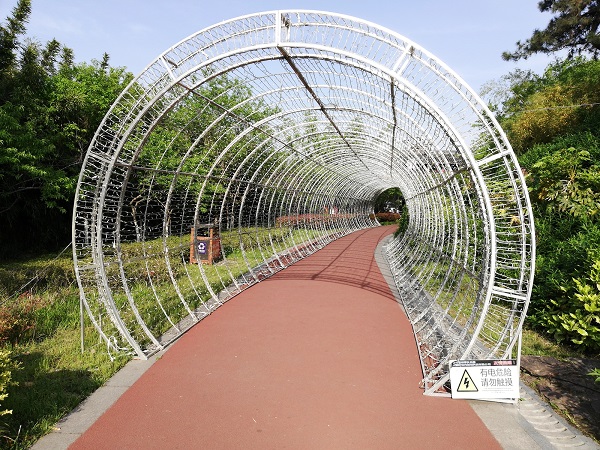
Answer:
(70, 226, 501, 449)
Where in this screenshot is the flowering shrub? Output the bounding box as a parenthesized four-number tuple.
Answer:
(374, 212, 400, 223)
(275, 213, 355, 227)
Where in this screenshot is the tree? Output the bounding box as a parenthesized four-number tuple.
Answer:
(504, 57, 600, 354)
(125, 73, 279, 238)
(0, 2, 132, 259)
(374, 187, 404, 213)
(503, 0, 600, 60)
(0, 0, 30, 78)
(480, 69, 542, 116)
(489, 58, 600, 153)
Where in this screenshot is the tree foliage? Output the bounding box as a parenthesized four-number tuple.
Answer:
(0, 1, 133, 259)
(519, 132, 600, 351)
(0, 0, 30, 85)
(503, 0, 600, 61)
(522, 133, 600, 219)
(374, 187, 404, 213)
(492, 56, 600, 354)
(490, 58, 600, 154)
(0, 348, 16, 419)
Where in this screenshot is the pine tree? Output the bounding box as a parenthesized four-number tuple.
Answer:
(503, 0, 600, 60)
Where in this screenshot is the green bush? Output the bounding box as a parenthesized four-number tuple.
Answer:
(530, 217, 600, 305)
(519, 132, 600, 355)
(527, 216, 600, 354)
(537, 259, 600, 352)
(394, 204, 409, 237)
(521, 132, 600, 220)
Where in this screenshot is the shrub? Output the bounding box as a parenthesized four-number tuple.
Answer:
(395, 204, 409, 236)
(374, 212, 400, 223)
(541, 259, 600, 352)
(521, 133, 600, 220)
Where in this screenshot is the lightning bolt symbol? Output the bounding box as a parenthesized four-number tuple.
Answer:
(464, 378, 470, 388)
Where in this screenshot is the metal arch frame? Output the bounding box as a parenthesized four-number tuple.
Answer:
(72, 10, 535, 396)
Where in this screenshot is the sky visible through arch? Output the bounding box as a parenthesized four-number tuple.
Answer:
(20, 0, 557, 95)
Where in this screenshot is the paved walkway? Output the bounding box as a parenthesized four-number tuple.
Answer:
(34, 226, 599, 449)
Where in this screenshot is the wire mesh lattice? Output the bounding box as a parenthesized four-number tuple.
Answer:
(72, 10, 535, 394)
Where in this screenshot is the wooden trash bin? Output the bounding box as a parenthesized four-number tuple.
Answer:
(190, 224, 221, 264)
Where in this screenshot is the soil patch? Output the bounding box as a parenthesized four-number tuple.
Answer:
(521, 355, 600, 443)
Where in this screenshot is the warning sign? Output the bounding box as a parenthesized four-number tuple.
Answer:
(450, 359, 519, 400)
(457, 370, 478, 392)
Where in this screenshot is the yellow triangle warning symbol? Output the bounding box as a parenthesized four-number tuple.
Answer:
(457, 369, 478, 392)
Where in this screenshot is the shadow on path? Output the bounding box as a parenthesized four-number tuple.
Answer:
(272, 227, 397, 301)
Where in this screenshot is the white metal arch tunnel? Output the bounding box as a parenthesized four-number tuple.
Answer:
(72, 10, 535, 394)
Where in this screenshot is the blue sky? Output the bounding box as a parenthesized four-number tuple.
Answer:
(16, 0, 557, 93)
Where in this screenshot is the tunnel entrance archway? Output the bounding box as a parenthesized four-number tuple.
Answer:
(73, 11, 534, 394)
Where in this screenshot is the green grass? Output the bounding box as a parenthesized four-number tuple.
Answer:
(0, 264, 129, 449)
(520, 325, 588, 359)
(405, 259, 589, 362)
(2, 328, 128, 449)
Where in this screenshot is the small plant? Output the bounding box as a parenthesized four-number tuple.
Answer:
(589, 368, 600, 383)
(542, 259, 600, 352)
(395, 204, 409, 237)
(0, 347, 18, 439)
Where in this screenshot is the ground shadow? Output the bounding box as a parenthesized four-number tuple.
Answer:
(2, 351, 103, 449)
(270, 227, 397, 301)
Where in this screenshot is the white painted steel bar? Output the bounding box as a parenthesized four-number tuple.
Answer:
(72, 11, 535, 395)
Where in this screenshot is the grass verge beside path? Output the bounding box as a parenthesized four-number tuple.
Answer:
(4, 327, 128, 449)
(0, 256, 130, 449)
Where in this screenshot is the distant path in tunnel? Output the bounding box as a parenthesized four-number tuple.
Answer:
(69, 225, 500, 449)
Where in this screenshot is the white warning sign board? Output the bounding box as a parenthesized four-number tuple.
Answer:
(449, 359, 519, 400)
